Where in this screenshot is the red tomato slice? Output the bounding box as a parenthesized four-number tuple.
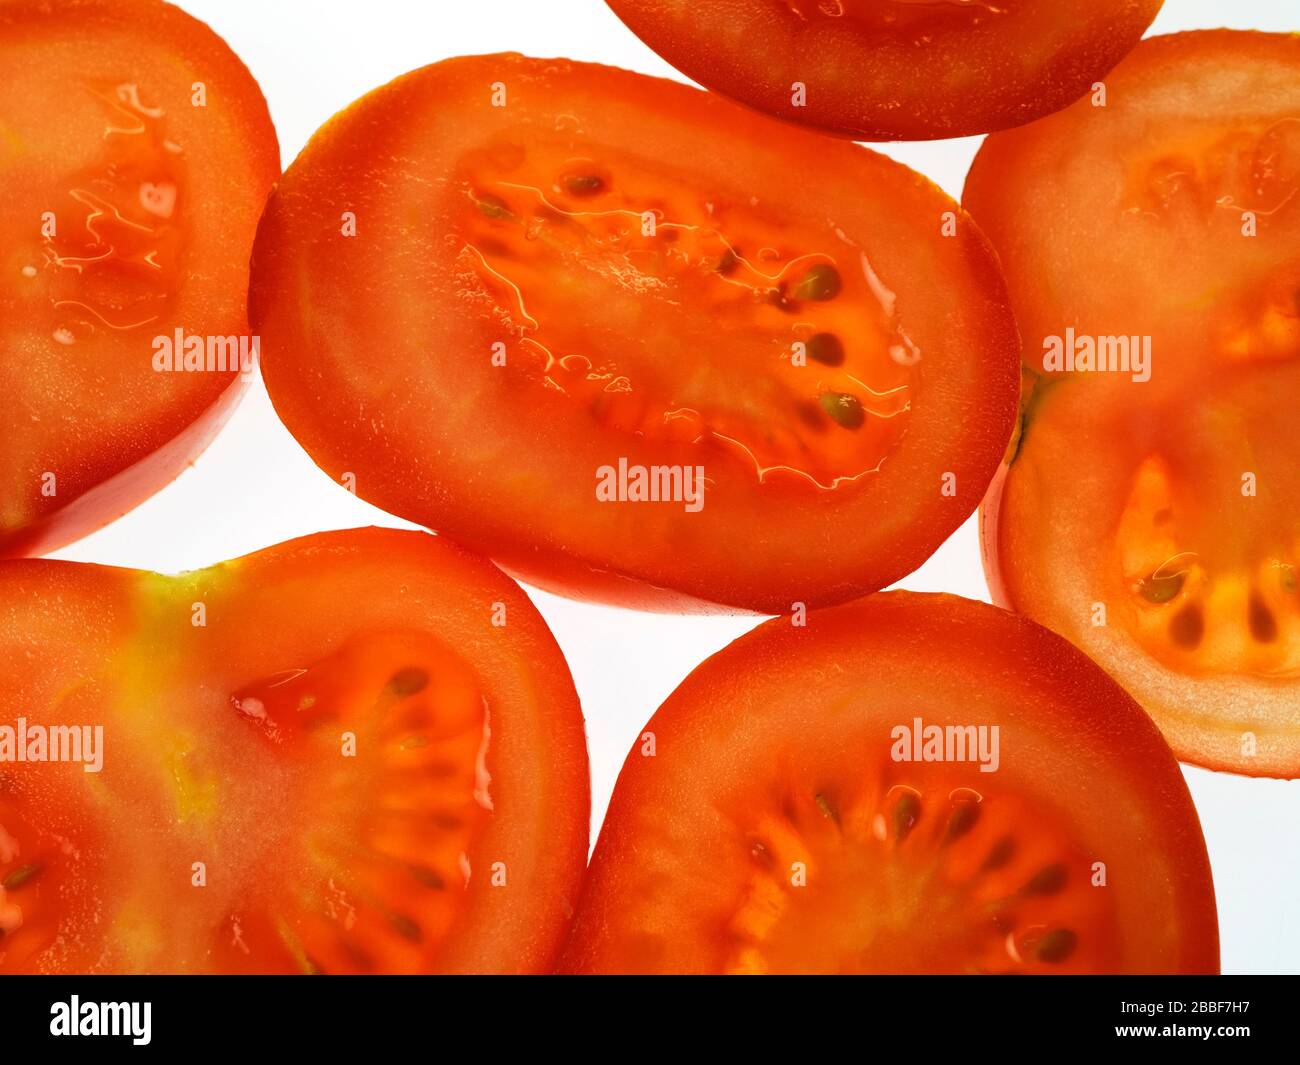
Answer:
(0, 528, 589, 973)
(0, 0, 278, 557)
(966, 31, 1300, 777)
(558, 593, 1218, 974)
(605, 0, 1164, 141)
(250, 54, 1019, 614)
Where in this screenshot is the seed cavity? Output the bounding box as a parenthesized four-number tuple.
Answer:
(387, 667, 430, 697)
(793, 263, 842, 301)
(819, 391, 865, 430)
(1169, 603, 1205, 649)
(806, 332, 845, 367)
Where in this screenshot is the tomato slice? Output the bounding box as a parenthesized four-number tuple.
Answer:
(558, 593, 1218, 974)
(605, 0, 1163, 141)
(0, 0, 278, 557)
(0, 528, 588, 973)
(250, 54, 1019, 613)
(965, 31, 1300, 777)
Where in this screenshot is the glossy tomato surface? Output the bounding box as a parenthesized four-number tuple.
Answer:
(558, 592, 1218, 974)
(606, 0, 1163, 141)
(251, 54, 1020, 614)
(0, 528, 589, 973)
(0, 0, 278, 558)
(966, 31, 1300, 777)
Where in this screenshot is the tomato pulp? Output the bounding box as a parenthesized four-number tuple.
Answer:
(0, 528, 589, 973)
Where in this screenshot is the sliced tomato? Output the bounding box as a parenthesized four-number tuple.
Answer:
(605, 0, 1163, 141)
(965, 31, 1300, 777)
(558, 593, 1218, 974)
(0, 528, 589, 973)
(250, 54, 1019, 614)
(0, 0, 278, 557)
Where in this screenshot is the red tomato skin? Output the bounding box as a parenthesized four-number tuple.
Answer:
(605, 0, 1164, 141)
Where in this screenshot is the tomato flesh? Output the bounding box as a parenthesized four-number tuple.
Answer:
(0, 0, 278, 557)
(252, 54, 1019, 613)
(559, 593, 1218, 974)
(966, 31, 1300, 776)
(0, 529, 589, 973)
(605, 0, 1164, 140)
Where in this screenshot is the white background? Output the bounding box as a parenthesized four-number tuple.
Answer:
(51, 0, 1300, 973)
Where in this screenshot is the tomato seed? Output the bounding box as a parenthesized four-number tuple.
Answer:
(387, 667, 430, 697)
(943, 801, 980, 844)
(562, 173, 606, 197)
(819, 392, 865, 430)
(892, 793, 921, 842)
(1034, 928, 1078, 964)
(1169, 604, 1204, 649)
(981, 835, 1016, 872)
(793, 263, 842, 301)
(1021, 862, 1067, 896)
(2, 863, 41, 890)
(806, 332, 845, 367)
(1248, 593, 1278, 643)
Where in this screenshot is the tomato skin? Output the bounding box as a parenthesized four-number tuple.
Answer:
(251, 53, 1020, 614)
(966, 31, 1300, 777)
(559, 592, 1218, 975)
(606, 0, 1163, 141)
(0, 0, 279, 558)
(0, 528, 589, 974)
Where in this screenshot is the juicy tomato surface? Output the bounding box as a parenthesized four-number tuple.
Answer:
(0, 528, 589, 973)
(0, 0, 278, 558)
(605, 0, 1163, 141)
(966, 31, 1300, 777)
(558, 592, 1218, 974)
(251, 53, 1019, 614)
